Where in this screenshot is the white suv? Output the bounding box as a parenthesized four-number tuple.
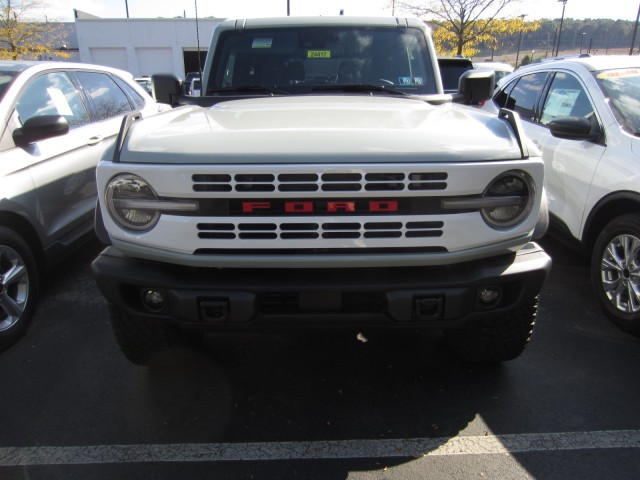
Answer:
(483, 55, 640, 334)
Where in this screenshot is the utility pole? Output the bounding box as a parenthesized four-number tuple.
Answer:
(125, 0, 129, 18)
(555, 0, 567, 57)
(195, 0, 202, 91)
(515, 14, 527, 69)
(631, 2, 640, 55)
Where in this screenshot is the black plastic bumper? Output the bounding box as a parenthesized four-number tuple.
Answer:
(91, 243, 551, 331)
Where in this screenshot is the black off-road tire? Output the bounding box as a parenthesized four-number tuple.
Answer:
(591, 213, 640, 335)
(108, 304, 200, 366)
(446, 296, 538, 363)
(0, 227, 39, 350)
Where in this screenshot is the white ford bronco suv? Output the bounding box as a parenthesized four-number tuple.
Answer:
(91, 16, 551, 365)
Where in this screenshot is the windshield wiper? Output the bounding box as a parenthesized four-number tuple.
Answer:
(311, 84, 407, 96)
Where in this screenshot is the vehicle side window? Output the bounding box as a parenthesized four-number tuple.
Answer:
(492, 78, 516, 109)
(539, 72, 594, 125)
(113, 76, 147, 110)
(74, 71, 133, 120)
(504, 72, 548, 122)
(15, 72, 90, 129)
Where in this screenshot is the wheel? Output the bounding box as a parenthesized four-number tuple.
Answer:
(0, 227, 39, 350)
(108, 304, 200, 366)
(591, 213, 640, 335)
(446, 297, 538, 363)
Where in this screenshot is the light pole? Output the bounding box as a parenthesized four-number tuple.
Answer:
(580, 32, 586, 54)
(631, 2, 640, 55)
(555, 0, 568, 57)
(515, 14, 527, 69)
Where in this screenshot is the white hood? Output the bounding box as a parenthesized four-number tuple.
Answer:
(121, 96, 523, 164)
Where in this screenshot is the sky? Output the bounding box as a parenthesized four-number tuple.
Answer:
(38, 0, 639, 23)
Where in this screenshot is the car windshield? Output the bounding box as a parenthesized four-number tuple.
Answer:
(594, 67, 640, 135)
(0, 71, 19, 102)
(438, 59, 473, 92)
(209, 26, 437, 95)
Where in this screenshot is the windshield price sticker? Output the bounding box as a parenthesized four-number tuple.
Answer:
(307, 50, 331, 59)
(252, 38, 273, 49)
(597, 69, 640, 80)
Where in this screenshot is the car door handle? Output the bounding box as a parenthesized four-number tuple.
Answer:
(87, 135, 103, 146)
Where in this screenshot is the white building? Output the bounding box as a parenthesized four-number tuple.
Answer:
(74, 10, 223, 80)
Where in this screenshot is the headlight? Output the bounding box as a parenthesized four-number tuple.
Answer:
(105, 174, 199, 232)
(481, 171, 534, 229)
(106, 174, 161, 231)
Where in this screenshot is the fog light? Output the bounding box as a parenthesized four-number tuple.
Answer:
(142, 289, 165, 311)
(478, 287, 501, 307)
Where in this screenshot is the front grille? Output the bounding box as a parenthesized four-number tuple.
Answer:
(192, 171, 448, 193)
(197, 221, 444, 240)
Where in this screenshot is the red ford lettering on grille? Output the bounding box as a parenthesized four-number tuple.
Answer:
(370, 201, 398, 212)
(285, 201, 313, 213)
(327, 201, 356, 213)
(242, 201, 271, 213)
(241, 200, 399, 213)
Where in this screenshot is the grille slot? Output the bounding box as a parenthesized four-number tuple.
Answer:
(196, 221, 444, 241)
(192, 171, 448, 192)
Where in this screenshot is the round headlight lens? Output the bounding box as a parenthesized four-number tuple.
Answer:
(481, 171, 534, 229)
(106, 174, 160, 231)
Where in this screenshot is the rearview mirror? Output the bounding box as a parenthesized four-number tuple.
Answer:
(151, 73, 182, 107)
(548, 116, 602, 142)
(13, 115, 69, 147)
(457, 70, 495, 105)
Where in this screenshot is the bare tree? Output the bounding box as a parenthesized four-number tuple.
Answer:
(0, 0, 70, 60)
(396, 0, 524, 56)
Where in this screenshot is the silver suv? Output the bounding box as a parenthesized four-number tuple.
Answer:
(0, 61, 168, 349)
(482, 55, 640, 335)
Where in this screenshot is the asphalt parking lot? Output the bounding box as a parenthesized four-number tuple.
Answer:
(1, 236, 639, 479)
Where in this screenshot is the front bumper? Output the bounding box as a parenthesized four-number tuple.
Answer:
(91, 243, 551, 330)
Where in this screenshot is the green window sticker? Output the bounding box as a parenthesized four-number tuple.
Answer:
(307, 50, 331, 59)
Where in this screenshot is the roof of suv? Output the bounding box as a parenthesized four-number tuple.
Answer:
(0, 60, 135, 78)
(224, 16, 428, 29)
(518, 54, 639, 73)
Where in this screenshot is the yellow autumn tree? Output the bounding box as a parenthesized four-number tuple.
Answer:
(0, 0, 71, 60)
(433, 17, 540, 58)
(395, 0, 539, 58)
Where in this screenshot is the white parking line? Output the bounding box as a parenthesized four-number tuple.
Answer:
(1, 430, 639, 466)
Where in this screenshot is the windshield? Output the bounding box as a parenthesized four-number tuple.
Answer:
(209, 26, 437, 95)
(438, 59, 473, 92)
(594, 67, 640, 135)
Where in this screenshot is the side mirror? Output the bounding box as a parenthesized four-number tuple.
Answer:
(548, 116, 602, 142)
(13, 115, 69, 147)
(151, 73, 182, 107)
(457, 70, 495, 105)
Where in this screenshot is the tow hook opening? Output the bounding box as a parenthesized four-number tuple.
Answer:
(413, 296, 444, 321)
(200, 298, 230, 322)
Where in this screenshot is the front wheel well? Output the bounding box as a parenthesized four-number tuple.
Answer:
(583, 193, 640, 252)
(0, 211, 45, 270)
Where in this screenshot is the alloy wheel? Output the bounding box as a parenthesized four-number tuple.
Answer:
(0, 245, 29, 332)
(600, 234, 640, 314)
